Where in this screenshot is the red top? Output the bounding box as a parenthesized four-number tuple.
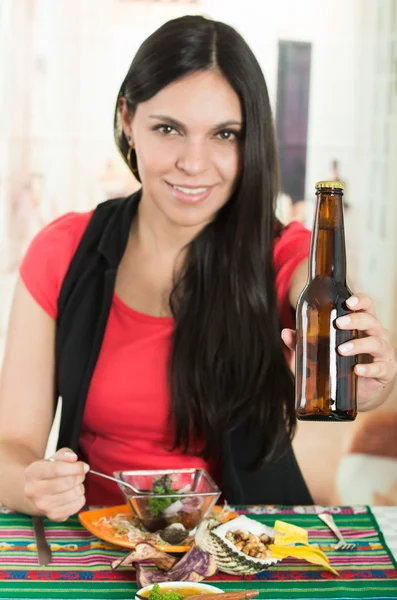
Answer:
(19, 211, 311, 505)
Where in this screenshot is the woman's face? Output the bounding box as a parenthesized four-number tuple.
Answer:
(122, 69, 243, 230)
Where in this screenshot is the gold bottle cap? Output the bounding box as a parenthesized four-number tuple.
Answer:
(315, 180, 344, 190)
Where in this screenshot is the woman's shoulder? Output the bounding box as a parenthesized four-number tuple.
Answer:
(21, 210, 94, 277)
(19, 210, 94, 319)
(274, 220, 311, 261)
(272, 221, 311, 329)
(276, 219, 311, 242)
(35, 210, 94, 242)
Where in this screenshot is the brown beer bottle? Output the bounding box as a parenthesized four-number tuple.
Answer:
(295, 180, 357, 421)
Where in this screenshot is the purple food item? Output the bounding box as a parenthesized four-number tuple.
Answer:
(111, 542, 177, 571)
(136, 566, 208, 588)
(181, 497, 204, 512)
(114, 543, 218, 588)
(167, 544, 217, 579)
(180, 571, 203, 582)
(136, 565, 174, 588)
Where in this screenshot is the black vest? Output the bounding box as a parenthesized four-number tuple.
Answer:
(55, 191, 313, 505)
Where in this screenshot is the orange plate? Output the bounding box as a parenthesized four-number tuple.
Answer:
(78, 504, 237, 553)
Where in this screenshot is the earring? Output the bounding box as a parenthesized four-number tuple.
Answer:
(127, 144, 139, 175)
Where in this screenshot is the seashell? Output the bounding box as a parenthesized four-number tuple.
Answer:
(195, 515, 280, 575)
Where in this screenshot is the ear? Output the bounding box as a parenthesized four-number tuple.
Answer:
(118, 96, 134, 142)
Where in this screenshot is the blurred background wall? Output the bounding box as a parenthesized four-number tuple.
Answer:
(0, 0, 396, 506)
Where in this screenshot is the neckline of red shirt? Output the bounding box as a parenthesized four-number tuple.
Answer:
(112, 292, 174, 324)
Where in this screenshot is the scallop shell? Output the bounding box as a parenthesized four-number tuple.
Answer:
(195, 515, 280, 575)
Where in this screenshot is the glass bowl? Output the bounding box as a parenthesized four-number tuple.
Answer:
(113, 468, 221, 533)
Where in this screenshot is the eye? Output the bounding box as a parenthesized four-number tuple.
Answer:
(153, 124, 178, 135)
(216, 129, 241, 141)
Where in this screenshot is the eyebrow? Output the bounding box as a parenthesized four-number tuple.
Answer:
(148, 114, 243, 131)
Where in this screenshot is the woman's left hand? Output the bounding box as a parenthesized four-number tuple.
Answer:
(281, 293, 397, 411)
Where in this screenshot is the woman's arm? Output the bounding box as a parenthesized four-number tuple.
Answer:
(0, 278, 55, 512)
(287, 258, 308, 309)
(0, 279, 87, 517)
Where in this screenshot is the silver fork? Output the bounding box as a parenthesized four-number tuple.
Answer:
(47, 458, 147, 494)
(318, 513, 357, 551)
(48, 458, 190, 495)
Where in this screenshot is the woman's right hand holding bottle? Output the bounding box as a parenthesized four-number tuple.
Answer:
(24, 448, 89, 521)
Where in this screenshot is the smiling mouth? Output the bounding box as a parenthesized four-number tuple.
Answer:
(169, 184, 212, 195)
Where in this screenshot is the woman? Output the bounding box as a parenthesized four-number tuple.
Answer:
(0, 16, 395, 521)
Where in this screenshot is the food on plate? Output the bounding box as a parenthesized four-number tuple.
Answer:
(93, 513, 194, 547)
(129, 474, 206, 533)
(112, 541, 217, 587)
(147, 475, 181, 517)
(112, 542, 177, 571)
(146, 582, 183, 600)
(89, 504, 235, 551)
(196, 515, 338, 576)
(142, 585, 258, 600)
(160, 523, 189, 545)
(195, 515, 279, 575)
(143, 583, 216, 600)
(224, 529, 274, 558)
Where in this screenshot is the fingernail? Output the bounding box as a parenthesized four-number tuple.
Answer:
(63, 451, 77, 458)
(337, 316, 351, 326)
(356, 365, 366, 374)
(83, 463, 90, 473)
(347, 296, 359, 307)
(339, 342, 354, 353)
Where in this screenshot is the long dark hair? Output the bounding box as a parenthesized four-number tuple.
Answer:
(114, 15, 295, 466)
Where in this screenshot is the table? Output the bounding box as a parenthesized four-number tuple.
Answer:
(1, 505, 397, 600)
(372, 507, 397, 560)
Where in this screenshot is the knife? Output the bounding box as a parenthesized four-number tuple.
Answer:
(32, 515, 52, 566)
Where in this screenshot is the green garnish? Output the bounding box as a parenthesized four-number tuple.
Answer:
(162, 591, 184, 600)
(147, 584, 162, 600)
(147, 475, 179, 517)
(147, 584, 183, 600)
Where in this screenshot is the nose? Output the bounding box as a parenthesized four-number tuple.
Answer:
(175, 140, 209, 176)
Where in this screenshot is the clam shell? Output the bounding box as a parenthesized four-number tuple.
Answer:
(195, 515, 280, 575)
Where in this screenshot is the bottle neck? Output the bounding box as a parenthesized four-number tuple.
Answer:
(309, 190, 347, 282)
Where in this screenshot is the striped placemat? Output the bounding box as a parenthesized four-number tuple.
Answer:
(0, 506, 396, 599)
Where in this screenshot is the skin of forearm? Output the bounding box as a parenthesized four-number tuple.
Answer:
(0, 440, 43, 514)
